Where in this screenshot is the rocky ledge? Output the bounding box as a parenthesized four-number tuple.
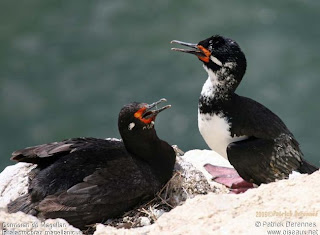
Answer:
(0, 149, 319, 234)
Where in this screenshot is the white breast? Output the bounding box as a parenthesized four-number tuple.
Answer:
(198, 111, 247, 159)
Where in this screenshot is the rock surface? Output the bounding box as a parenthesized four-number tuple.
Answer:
(94, 169, 320, 234)
(0, 211, 82, 234)
(0, 149, 319, 235)
(0, 162, 35, 208)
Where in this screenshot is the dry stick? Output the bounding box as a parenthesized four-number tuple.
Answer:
(139, 207, 157, 221)
(157, 194, 174, 209)
(154, 172, 182, 209)
(99, 171, 183, 230)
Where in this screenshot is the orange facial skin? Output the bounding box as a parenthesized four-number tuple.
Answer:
(134, 107, 155, 124)
(197, 45, 211, 63)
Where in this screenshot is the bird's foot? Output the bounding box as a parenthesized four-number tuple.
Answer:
(204, 164, 254, 194)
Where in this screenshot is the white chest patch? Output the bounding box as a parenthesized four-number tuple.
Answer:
(198, 111, 248, 159)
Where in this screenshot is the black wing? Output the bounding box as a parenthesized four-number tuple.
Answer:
(227, 137, 302, 185)
(229, 94, 294, 139)
(8, 137, 161, 228)
(11, 137, 122, 165)
(11, 137, 126, 201)
(36, 157, 160, 229)
(226, 95, 305, 184)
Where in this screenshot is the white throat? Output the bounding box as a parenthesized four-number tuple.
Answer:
(201, 64, 237, 101)
(201, 66, 220, 99)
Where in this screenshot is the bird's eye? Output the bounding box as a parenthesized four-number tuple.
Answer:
(214, 40, 223, 46)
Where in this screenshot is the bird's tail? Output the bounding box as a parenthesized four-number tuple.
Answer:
(298, 159, 319, 174)
(7, 194, 38, 216)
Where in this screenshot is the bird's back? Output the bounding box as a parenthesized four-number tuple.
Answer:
(8, 137, 161, 229)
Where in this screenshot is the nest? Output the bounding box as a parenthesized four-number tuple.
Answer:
(85, 148, 222, 232)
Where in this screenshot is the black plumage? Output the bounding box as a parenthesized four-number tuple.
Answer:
(171, 35, 318, 185)
(7, 99, 175, 229)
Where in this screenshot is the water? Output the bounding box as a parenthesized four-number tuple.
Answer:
(1, 0, 319, 171)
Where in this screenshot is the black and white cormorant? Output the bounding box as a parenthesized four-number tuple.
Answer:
(171, 35, 318, 189)
(7, 98, 175, 229)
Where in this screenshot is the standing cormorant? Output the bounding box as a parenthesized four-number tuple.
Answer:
(171, 35, 318, 190)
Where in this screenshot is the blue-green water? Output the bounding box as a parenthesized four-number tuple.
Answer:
(1, 0, 319, 171)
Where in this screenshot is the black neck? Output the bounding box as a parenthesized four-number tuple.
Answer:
(199, 93, 235, 115)
(123, 131, 175, 184)
(198, 77, 233, 115)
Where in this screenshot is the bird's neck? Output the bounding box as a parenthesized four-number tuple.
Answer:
(201, 66, 231, 100)
(124, 132, 176, 184)
(199, 67, 237, 114)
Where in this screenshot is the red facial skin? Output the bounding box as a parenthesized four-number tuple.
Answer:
(197, 45, 211, 63)
(134, 107, 155, 124)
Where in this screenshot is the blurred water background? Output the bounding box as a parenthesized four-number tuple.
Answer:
(1, 0, 319, 171)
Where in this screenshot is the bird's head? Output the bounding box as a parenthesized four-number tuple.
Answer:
(118, 98, 171, 139)
(171, 35, 247, 94)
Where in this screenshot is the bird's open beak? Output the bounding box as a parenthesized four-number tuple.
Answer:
(142, 98, 171, 119)
(170, 40, 211, 63)
(171, 40, 203, 56)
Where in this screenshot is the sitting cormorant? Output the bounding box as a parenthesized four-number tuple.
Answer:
(7, 98, 175, 229)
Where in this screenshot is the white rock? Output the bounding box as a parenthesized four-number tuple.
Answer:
(0, 162, 35, 208)
(183, 149, 232, 187)
(0, 211, 82, 234)
(139, 217, 151, 226)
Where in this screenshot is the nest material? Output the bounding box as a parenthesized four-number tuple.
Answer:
(96, 149, 221, 231)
